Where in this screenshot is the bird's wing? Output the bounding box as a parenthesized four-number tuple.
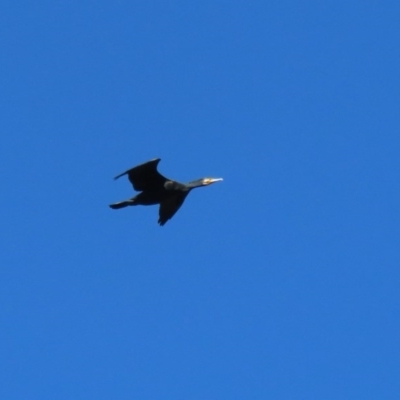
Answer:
(158, 192, 188, 226)
(114, 158, 168, 191)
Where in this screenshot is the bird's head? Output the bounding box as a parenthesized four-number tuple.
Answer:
(186, 177, 223, 189)
(186, 178, 223, 190)
(201, 177, 223, 186)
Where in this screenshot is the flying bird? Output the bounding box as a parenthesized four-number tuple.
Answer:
(109, 158, 223, 225)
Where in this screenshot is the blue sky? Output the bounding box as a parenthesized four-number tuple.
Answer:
(1, 1, 399, 399)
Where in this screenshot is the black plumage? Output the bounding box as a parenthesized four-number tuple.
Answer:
(109, 158, 223, 225)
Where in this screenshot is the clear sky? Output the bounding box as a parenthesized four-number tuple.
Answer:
(1, 1, 399, 399)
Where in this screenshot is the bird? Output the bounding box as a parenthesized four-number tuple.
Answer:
(109, 158, 223, 225)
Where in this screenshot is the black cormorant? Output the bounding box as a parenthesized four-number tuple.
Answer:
(109, 158, 223, 225)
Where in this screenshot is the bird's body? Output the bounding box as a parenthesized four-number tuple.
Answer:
(109, 158, 222, 225)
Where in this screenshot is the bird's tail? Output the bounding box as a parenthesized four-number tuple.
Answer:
(109, 199, 135, 209)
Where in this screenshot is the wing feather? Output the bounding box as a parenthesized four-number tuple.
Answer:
(114, 158, 168, 191)
(158, 192, 188, 226)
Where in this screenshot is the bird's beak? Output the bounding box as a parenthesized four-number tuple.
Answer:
(206, 178, 223, 185)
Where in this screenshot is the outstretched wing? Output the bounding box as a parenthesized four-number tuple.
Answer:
(158, 192, 188, 226)
(114, 158, 168, 192)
